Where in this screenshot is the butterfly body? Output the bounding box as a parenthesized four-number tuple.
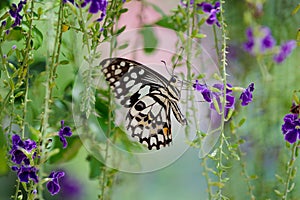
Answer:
(100, 58, 186, 150)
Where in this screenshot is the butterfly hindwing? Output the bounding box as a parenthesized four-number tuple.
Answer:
(100, 57, 186, 150)
(126, 86, 172, 150)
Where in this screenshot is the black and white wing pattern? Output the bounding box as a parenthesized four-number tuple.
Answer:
(100, 57, 187, 150)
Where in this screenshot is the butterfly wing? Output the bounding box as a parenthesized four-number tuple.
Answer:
(100, 57, 170, 107)
(126, 88, 172, 150)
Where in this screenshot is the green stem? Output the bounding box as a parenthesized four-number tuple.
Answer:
(217, 0, 228, 198)
(213, 25, 221, 65)
(201, 157, 213, 199)
(99, 1, 118, 198)
(233, 131, 256, 199)
(282, 142, 298, 200)
(257, 56, 271, 81)
(21, 0, 35, 138)
(38, 1, 65, 199)
(184, 0, 193, 137)
(13, 180, 20, 200)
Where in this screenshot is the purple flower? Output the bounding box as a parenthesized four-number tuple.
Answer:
(281, 114, 300, 143)
(47, 171, 65, 196)
(210, 83, 235, 111)
(58, 120, 72, 149)
(244, 28, 255, 53)
(198, 1, 220, 27)
(273, 40, 297, 63)
(64, 0, 108, 21)
(193, 81, 235, 116)
(1, 20, 7, 27)
(8, 0, 27, 27)
(193, 80, 211, 102)
(260, 27, 275, 51)
(12, 166, 39, 183)
(88, 0, 108, 14)
(244, 26, 275, 54)
(239, 83, 254, 106)
(10, 134, 37, 165)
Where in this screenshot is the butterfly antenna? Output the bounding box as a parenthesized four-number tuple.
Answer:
(161, 60, 172, 76)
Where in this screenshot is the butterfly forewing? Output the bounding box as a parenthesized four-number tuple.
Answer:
(100, 57, 186, 150)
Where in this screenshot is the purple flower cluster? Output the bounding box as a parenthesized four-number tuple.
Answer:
(59, 120, 73, 149)
(180, 1, 220, 27)
(8, 0, 26, 27)
(273, 40, 297, 64)
(9, 119, 71, 195)
(9, 134, 39, 183)
(244, 27, 275, 54)
(64, 0, 108, 22)
(198, 1, 220, 27)
(244, 26, 296, 63)
(282, 113, 300, 144)
(194, 81, 235, 117)
(193, 81, 255, 116)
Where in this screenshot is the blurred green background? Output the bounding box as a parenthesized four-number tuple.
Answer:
(1, 0, 300, 199)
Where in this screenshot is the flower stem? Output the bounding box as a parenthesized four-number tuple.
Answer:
(213, 25, 220, 65)
(99, 1, 118, 199)
(38, 1, 65, 199)
(282, 142, 298, 200)
(217, 0, 229, 198)
(13, 180, 20, 200)
(20, 0, 35, 139)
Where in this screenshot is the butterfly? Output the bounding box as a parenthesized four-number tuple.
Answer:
(100, 57, 187, 150)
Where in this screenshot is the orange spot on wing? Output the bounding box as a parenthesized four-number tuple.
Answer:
(163, 127, 169, 136)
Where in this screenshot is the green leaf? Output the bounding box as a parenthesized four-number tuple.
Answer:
(115, 25, 126, 35)
(118, 43, 129, 50)
(274, 189, 283, 196)
(48, 135, 82, 164)
(59, 60, 70, 65)
(31, 26, 43, 50)
(14, 91, 24, 98)
(6, 27, 24, 41)
(119, 8, 128, 14)
(139, 26, 158, 54)
(0, 0, 10, 10)
(193, 33, 206, 39)
(292, 4, 300, 15)
(155, 16, 176, 30)
(0, 149, 9, 175)
(209, 181, 225, 188)
(87, 154, 104, 179)
(147, 2, 166, 16)
(249, 175, 258, 180)
(238, 118, 246, 127)
(21, 23, 44, 50)
(196, 73, 206, 80)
